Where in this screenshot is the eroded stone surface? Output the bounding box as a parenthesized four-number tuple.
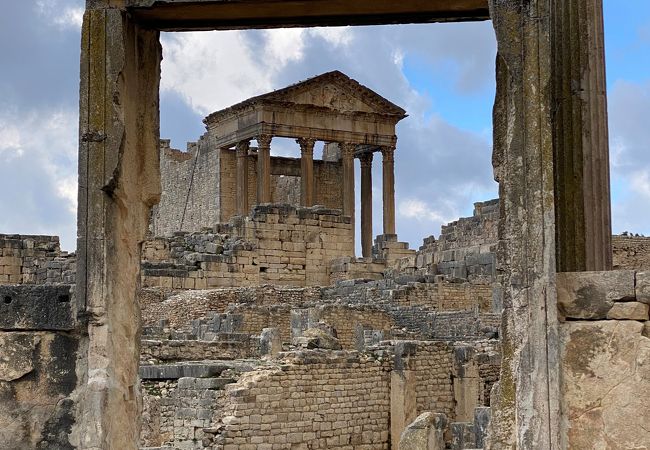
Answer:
(398, 412, 447, 450)
(0, 332, 78, 449)
(560, 320, 650, 449)
(636, 271, 650, 305)
(606, 302, 650, 321)
(0, 333, 37, 381)
(557, 270, 635, 319)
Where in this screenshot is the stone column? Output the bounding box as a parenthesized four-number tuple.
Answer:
(341, 143, 356, 218)
(552, 0, 612, 272)
(297, 137, 315, 206)
(360, 153, 373, 258)
(256, 134, 272, 204)
(236, 140, 250, 215)
(381, 146, 396, 236)
(341, 142, 356, 254)
(488, 2, 561, 448)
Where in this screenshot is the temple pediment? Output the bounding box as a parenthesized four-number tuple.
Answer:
(205, 71, 406, 126)
(260, 71, 405, 115)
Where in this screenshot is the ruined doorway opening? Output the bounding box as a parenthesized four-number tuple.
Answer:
(157, 23, 497, 256)
(76, 1, 611, 448)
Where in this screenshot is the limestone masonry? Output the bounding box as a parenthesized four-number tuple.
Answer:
(2, 194, 649, 448)
(4, 10, 650, 444)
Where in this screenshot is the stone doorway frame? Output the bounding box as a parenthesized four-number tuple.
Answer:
(74, 1, 610, 448)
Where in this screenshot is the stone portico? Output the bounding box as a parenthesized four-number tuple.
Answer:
(153, 71, 408, 258)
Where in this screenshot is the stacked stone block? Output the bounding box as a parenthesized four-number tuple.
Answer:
(557, 270, 650, 449)
(212, 351, 391, 449)
(142, 205, 354, 289)
(0, 234, 75, 285)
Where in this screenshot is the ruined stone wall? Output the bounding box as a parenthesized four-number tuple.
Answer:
(317, 305, 394, 349)
(612, 235, 650, 269)
(398, 199, 498, 282)
(142, 205, 354, 289)
(151, 137, 220, 237)
(314, 159, 344, 208)
(140, 285, 321, 328)
(141, 380, 177, 447)
(322, 279, 493, 314)
(140, 338, 260, 364)
(211, 351, 391, 449)
(140, 278, 499, 349)
(557, 270, 650, 449)
(272, 175, 301, 205)
(412, 341, 455, 418)
(219, 149, 343, 221)
(228, 304, 294, 343)
(0, 234, 75, 285)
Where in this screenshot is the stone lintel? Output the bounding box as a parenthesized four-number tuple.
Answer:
(123, 0, 490, 31)
(213, 120, 398, 150)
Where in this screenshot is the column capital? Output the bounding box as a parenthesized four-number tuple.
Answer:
(381, 145, 395, 163)
(296, 137, 316, 156)
(340, 142, 356, 158)
(236, 140, 250, 156)
(359, 152, 374, 167)
(257, 134, 272, 149)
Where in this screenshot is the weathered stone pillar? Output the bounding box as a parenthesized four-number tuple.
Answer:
(297, 137, 315, 206)
(381, 146, 396, 235)
(340, 143, 356, 217)
(360, 153, 373, 258)
(236, 140, 250, 215)
(487, 1, 561, 448)
(551, 0, 612, 272)
(256, 134, 272, 204)
(391, 342, 417, 450)
(75, 7, 162, 449)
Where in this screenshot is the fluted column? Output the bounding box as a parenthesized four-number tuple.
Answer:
(381, 146, 396, 235)
(256, 134, 272, 204)
(552, 0, 612, 271)
(340, 143, 356, 218)
(297, 137, 315, 206)
(236, 140, 250, 215)
(360, 153, 373, 258)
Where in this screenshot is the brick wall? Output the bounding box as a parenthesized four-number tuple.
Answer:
(211, 351, 391, 449)
(0, 234, 75, 285)
(142, 205, 355, 289)
(613, 235, 650, 269)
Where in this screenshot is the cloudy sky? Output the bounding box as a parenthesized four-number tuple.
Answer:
(1, 1, 649, 252)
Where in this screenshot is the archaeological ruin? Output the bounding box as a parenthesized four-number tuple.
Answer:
(1, 0, 649, 449)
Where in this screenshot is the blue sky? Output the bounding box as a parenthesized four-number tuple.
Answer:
(0, 1, 649, 251)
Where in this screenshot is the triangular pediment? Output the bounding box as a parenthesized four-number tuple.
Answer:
(262, 71, 406, 116)
(204, 71, 406, 125)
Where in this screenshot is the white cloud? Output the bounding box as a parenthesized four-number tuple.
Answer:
(398, 198, 453, 224)
(0, 123, 23, 158)
(161, 29, 312, 116)
(0, 108, 78, 249)
(35, 0, 83, 30)
(607, 79, 650, 235)
(309, 27, 353, 48)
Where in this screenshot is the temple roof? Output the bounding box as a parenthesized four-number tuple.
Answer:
(204, 70, 407, 125)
